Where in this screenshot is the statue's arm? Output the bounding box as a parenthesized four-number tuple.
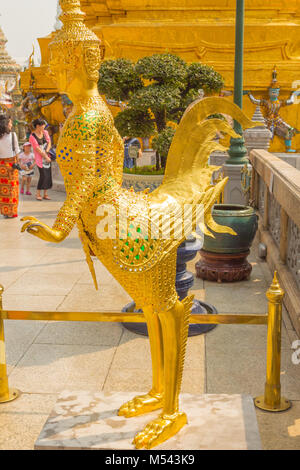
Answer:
(52, 146, 96, 236)
(39, 93, 60, 108)
(284, 90, 300, 106)
(246, 92, 261, 105)
(21, 143, 96, 242)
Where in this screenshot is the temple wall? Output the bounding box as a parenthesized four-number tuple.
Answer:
(20, 0, 300, 152)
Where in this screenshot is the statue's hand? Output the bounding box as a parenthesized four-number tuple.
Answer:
(21, 217, 66, 243)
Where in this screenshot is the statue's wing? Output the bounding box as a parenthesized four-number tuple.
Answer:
(112, 193, 183, 272)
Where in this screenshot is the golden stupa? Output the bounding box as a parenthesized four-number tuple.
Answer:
(21, 0, 300, 151)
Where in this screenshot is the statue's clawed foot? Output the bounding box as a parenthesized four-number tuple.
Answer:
(118, 392, 163, 418)
(133, 412, 187, 449)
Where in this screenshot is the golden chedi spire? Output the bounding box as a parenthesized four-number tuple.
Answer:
(0, 25, 20, 76)
(266, 271, 284, 303)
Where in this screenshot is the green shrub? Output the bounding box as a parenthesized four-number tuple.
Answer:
(98, 53, 225, 170)
(123, 165, 164, 175)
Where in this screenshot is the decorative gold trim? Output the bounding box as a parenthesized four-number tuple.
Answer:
(113, 38, 293, 61)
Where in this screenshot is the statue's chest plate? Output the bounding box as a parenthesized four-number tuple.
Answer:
(61, 112, 100, 142)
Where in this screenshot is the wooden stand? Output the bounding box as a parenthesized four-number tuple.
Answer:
(195, 249, 252, 283)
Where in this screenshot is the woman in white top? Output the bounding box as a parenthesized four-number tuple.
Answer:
(0, 115, 20, 218)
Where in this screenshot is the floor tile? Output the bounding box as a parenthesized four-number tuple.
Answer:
(4, 320, 47, 366)
(57, 283, 131, 312)
(35, 321, 123, 347)
(0, 393, 58, 450)
(5, 272, 82, 296)
(8, 344, 116, 393)
(256, 401, 300, 450)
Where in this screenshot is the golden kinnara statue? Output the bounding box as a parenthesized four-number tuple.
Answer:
(21, 0, 258, 449)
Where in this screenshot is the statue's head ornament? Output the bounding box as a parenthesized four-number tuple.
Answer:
(269, 65, 280, 91)
(49, 0, 105, 82)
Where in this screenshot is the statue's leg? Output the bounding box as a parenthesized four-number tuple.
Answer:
(118, 305, 164, 417)
(133, 297, 193, 449)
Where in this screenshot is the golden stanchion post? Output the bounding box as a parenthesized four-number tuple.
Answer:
(0, 285, 20, 403)
(254, 272, 291, 412)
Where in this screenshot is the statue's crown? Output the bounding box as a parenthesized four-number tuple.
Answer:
(269, 66, 280, 90)
(50, 0, 101, 46)
(59, 0, 85, 24)
(49, 0, 105, 77)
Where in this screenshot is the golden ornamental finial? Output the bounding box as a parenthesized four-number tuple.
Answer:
(272, 270, 279, 286)
(266, 271, 284, 302)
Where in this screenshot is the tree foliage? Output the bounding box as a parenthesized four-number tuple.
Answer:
(98, 53, 224, 169)
(98, 59, 142, 102)
(114, 108, 155, 138)
(135, 54, 188, 86)
(152, 127, 176, 169)
(187, 63, 224, 93)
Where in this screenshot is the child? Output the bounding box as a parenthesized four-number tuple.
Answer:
(19, 142, 35, 195)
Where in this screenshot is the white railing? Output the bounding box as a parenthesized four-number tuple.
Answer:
(250, 149, 300, 336)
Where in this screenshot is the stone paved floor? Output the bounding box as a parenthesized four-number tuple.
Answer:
(0, 191, 299, 450)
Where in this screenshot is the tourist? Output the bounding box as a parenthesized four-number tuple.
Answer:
(123, 136, 142, 169)
(29, 118, 52, 201)
(0, 115, 20, 218)
(19, 142, 35, 196)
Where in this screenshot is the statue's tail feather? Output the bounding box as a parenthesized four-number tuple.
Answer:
(164, 97, 261, 182)
(176, 296, 193, 400)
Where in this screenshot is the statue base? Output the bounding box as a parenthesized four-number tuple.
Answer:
(122, 300, 217, 337)
(34, 391, 261, 450)
(195, 250, 252, 283)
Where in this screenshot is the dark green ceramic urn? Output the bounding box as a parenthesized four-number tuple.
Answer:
(203, 204, 258, 254)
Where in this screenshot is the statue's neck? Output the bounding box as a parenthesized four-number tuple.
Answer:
(70, 82, 100, 109)
(72, 91, 101, 112)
